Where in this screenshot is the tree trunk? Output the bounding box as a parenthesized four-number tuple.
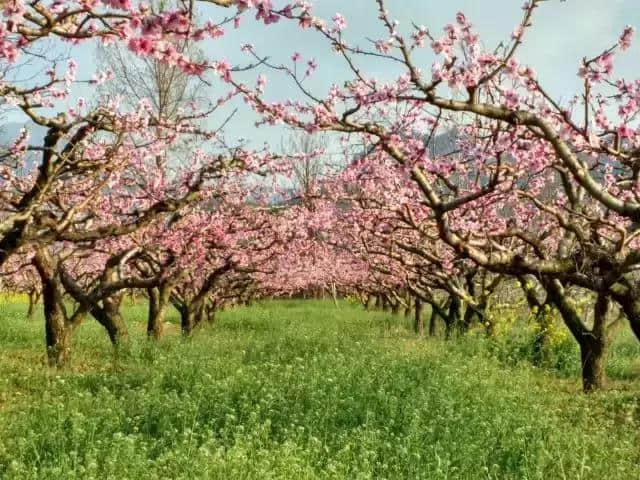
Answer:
(364, 295, 374, 311)
(206, 304, 217, 325)
(97, 294, 129, 346)
(382, 295, 392, 313)
(545, 281, 612, 392)
(404, 296, 413, 318)
(147, 288, 163, 340)
(579, 294, 610, 392)
(461, 305, 478, 333)
(330, 283, 339, 307)
(26, 289, 39, 319)
(42, 281, 71, 366)
(391, 299, 400, 315)
(444, 295, 462, 339)
(181, 301, 204, 336)
(579, 336, 607, 392)
(147, 284, 171, 340)
(147, 287, 160, 339)
(429, 306, 439, 337)
(414, 298, 424, 336)
(615, 293, 640, 342)
(32, 249, 72, 366)
(374, 295, 381, 310)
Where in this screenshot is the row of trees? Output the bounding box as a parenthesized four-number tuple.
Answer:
(2, 0, 640, 393)
(230, 0, 640, 392)
(0, 0, 325, 363)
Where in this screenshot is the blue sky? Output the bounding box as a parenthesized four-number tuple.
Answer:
(4, 0, 640, 149)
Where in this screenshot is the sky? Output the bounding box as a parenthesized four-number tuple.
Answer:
(4, 0, 640, 150)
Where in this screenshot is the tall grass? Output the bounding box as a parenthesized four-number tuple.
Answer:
(0, 300, 638, 479)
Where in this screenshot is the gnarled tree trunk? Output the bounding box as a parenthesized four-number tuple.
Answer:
(32, 249, 72, 366)
(42, 281, 71, 366)
(147, 283, 171, 340)
(547, 281, 611, 392)
(98, 293, 129, 346)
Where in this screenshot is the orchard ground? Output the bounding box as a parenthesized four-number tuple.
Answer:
(0, 298, 639, 479)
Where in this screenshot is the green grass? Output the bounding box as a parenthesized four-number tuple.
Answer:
(0, 299, 639, 479)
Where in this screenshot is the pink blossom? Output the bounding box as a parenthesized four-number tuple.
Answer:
(503, 89, 520, 109)
(128, 37, 154, 56)
(619, 25, 634, 51)
(332, 13, 347, 33)
(618, 124, 634, 139)
(215, 59, 232, 82)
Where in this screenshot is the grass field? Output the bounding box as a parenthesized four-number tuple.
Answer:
(0, 299, 639, 479)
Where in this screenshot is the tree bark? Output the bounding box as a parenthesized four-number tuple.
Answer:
(579, 335, 607, 392)
(42, 282, 71, 366)
(382, 295, 392, 313)
(547, 281, 610, 392)
(98, 294, 129, 346)
(414, 298, 424, 336)
(364, 295, 374, 311)
(404, 295, 413, 318)
(32, 250, 71, 366)
(579, 294, 610, 392)
(206, 303, 217, 325)
(147, 284, 171, 340)
(614, 291, 640, 342)
(391, 298, 400, 315)
(461, 306, 479, 333)
(429, 306, 439, 337)
(180, 301, 204, 336)
(444, 295, 462, 339)
(26, 289, 40, 319)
